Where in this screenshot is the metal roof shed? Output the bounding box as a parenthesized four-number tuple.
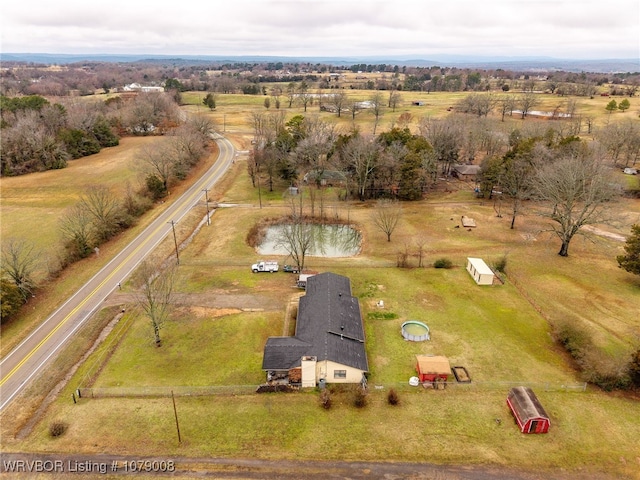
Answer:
(466, 257, 495, 285)
(415, 355, 451, 382)
(507, 386, 550, 434)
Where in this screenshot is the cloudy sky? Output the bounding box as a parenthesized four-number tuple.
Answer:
(2, 0, 638, 59)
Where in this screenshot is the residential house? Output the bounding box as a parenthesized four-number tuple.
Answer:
(262, 272, 368, 387)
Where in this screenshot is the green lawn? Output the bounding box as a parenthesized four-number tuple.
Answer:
(93, 310, 276, 387)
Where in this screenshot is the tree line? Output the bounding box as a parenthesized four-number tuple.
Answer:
(1, 108, 215, 320)
(3, 59, 638, 99)
(0, 91, 183, 176)
(249, 107, 634, 257)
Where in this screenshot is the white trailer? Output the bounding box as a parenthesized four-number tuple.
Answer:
(252, 261, 279, 273)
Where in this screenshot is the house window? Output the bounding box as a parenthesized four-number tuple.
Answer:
(334, 370, 347, 379)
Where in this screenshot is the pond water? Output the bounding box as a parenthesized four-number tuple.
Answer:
(257, 224, 361, 257)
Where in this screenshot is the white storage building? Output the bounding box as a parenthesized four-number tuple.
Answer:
(466, 257, 495, 285)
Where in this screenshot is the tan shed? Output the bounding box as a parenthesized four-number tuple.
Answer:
(466, 257, 495, 285)
(415, 355, 451, 383)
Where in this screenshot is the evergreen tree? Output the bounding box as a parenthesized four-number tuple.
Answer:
(617, 224, 640, 276)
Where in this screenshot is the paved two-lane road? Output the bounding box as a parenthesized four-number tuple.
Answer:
(0, 136, 235, 412)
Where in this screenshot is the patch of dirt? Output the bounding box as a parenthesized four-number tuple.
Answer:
(187, 306, 243, 318)
(104, 292, 284, 312)
(582, 225, 627, 242)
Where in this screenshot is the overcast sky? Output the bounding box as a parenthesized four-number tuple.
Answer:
(2, 0, 638, 59)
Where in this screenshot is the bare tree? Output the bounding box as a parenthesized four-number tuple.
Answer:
(78, 185, 125, 243)
(329, 91, 348, 117)
(135, 260, 176, 347)
(139, 142, 175, 196)
(370, 92, 384, 135)
(457, 93, 495, 117)
(371, 199, 402, 242)
(596, 119, 640, 167)
(339, 135, 381, 200)
(388, 91, 402, 111)
(1, 238, 40, 301)
(187, 113, 216, 137)
(59, 203, 94, 259)
(518, 92, 539, 119)
(0, 110, 68, 175)
(276, 194, 315, 271)
(418, 116, 463, 176)
(348, 98, 362, 120)
(286, 82, 297, 108)
(298, 81, 313, 112)
(414, 237, 428, 268)
(532, 154, 622, 256)
(167, 123, 209, 175)
(498, 95, 516, 122)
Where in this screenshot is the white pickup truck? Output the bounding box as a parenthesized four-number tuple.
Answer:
(251, 261, 279, 273)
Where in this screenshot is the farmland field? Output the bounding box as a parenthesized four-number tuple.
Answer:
(1, 89, 639, 479)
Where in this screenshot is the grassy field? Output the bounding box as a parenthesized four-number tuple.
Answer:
(1, 90, 640, 478)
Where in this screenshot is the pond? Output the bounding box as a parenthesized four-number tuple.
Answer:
(257, 224, 361, 257)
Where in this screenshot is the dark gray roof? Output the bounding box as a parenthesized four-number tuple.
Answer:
(262, 337, 310, 370)
(262, 272, 368, 372)
(508, 386, 550, 421)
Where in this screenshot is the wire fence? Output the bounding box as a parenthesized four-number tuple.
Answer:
(76, 380, 586, 401)
(77, 385, 258, 399)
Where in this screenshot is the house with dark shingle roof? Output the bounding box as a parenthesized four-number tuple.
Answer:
(262, 272, 368, 387)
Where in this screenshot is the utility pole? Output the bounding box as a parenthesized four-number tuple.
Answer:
(168, 220, 179, 264)
(171, 391, 182, 444)
(202, 188, 211, 225)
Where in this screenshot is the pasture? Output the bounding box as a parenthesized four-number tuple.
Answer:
(1, 89, 639, 479)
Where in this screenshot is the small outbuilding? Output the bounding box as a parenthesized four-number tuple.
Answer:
(452, 164, 481, 180)
(466, 257, 495, 285)
(507, 386, 550, 434)
(415, 355, 451, 383)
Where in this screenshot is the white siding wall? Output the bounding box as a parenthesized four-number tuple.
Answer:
(317, 360, 366, 384)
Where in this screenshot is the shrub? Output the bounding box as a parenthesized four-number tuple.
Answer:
(555, 322, 589, 361)
(49, 421, 68, 437)
(367, 312, 398, 320)
(353, 387, 368, 408)
(387, 388, 400, 406)
(581, 351, 632, 391)
(493, 255, 508, 273)
(555, 322, 633, 391)
(433, 258, 453, 269)
(145, 175, 167, 200)
(320, 389, 332, 409)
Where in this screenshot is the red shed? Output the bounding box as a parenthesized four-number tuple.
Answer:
(415, 355, 451, 383)
(507, 386, 550, 434)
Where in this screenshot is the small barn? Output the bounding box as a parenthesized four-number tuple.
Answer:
(466, 257, 495, 285)
(452, 164, 481, 181)
(507, 386, 550, 434)
(415, 355, 451, 383)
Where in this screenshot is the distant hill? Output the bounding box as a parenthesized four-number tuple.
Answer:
(1, 53, 638, 73)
